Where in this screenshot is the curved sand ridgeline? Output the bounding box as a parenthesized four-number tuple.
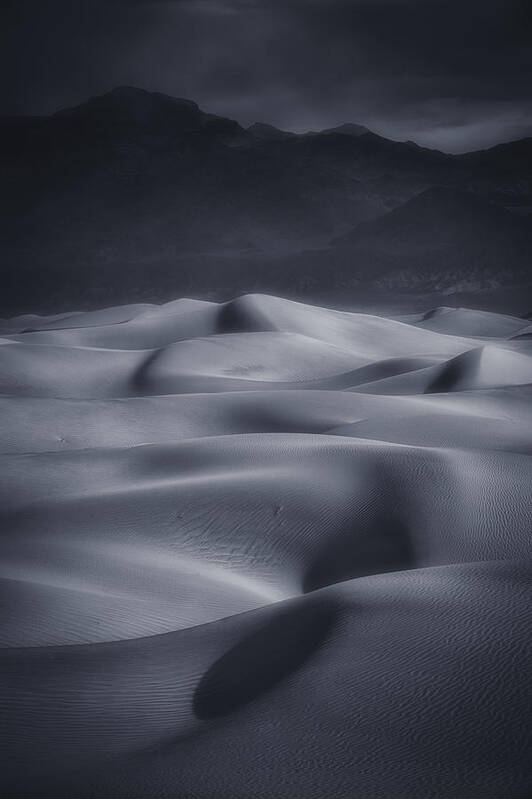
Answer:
(1, 295, 531, 797)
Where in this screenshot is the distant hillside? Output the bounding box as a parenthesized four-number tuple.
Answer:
(334, 187, 532, 252)
(1, 87, 531, 312)
(330, 187, 532, 293)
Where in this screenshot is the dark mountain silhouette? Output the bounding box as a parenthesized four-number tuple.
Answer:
(456, 137, 532, 207)
(53, 86, 246, 142)
(316, 122, 370, 137)
(331, 187, 532, 293)
(1, 87, 531, 312)
(248, 122, 296, 140)
(335, 187, 532, 251)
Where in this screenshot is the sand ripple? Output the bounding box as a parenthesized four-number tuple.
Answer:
(1, 295, 531, 797)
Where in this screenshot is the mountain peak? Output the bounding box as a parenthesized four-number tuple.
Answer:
(50, 86, 248, 143)
(108, 86, 199, 108)
(320, 122, 370, 137)
(54, 86, 202, 123)
(247, 122, 295, 140)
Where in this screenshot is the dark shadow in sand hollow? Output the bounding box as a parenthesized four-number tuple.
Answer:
(303, 517, 416, 593)
(193, 600, 337, 720)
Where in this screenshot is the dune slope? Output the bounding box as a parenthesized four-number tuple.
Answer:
(1, 294, 531, 798)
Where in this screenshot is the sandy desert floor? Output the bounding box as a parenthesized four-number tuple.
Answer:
(1, 294, 531, 798)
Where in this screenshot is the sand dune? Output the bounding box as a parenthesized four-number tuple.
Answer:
(0, 303, 156, 335)
(1, 294, 531, 797)
(415, 306, 529, 338)
(5, 293, 476, 354)
(427, 345, 532, 392)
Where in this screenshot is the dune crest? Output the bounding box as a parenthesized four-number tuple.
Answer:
(1, 295, 531, 798)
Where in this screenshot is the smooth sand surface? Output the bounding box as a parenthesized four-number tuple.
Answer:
(1, 294, 531, 798)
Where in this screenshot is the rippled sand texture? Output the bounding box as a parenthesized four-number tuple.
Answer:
(1, 295, 531, 798)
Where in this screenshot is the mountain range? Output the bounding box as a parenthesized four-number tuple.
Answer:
(1, 86, 531, 312)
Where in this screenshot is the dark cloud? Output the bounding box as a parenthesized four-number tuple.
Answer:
(1, 0, 531, 151)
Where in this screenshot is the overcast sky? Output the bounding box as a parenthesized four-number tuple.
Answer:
(2, 0, 531, 152)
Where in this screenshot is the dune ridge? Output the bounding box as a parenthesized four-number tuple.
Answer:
(1, 293, 531, 798)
